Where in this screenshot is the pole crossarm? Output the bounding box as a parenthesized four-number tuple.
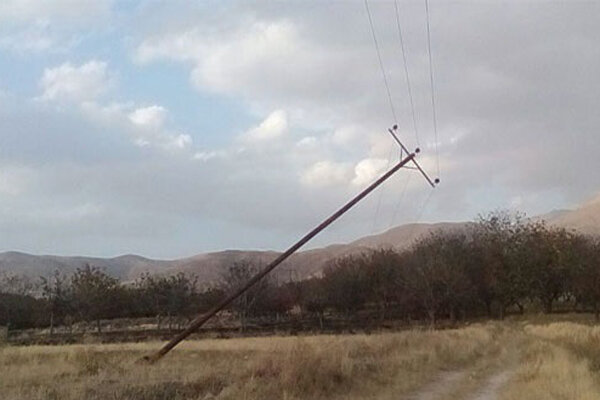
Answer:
(387, 126, 439, 188)
(142, 151, 417, 363)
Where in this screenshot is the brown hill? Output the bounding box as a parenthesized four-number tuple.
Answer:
(2, 198, 599, 285)
(0, 251, 168, 281)
(349, 222, 470, 249)
(0, 222, 458, 283)
(544, 194, 600, 236)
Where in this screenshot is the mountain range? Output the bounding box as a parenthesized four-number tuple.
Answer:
(2, 194, 600, 284)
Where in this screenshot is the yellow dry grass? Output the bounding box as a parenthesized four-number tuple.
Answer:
(6, 318, 600, 400)
(0, 324, 501, 400)
(498, 321, 600, 400)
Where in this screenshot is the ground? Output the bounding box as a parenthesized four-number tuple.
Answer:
(2, 316, 600, 399)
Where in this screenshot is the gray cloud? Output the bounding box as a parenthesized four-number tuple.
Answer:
(1, 1, 600, 257)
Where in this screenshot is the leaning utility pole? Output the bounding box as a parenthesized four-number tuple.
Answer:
(142, 126, 437, 363)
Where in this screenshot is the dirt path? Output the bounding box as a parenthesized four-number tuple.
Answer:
(404, 370, 468, 400)
(467, 369, 514, 400)
(403, 367, 514, 400)
(403, 340, 521, 400)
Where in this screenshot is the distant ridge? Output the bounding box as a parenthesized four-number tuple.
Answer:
(0, 251, 167, 280)
(543, 193, 600, 236)
(0, 221, 459, 282)
(1, 197, 599, 283)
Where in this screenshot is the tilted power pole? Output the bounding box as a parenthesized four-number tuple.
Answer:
(142, 126, 437, 363)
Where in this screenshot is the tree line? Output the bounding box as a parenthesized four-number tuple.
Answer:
(0, 267, 221, 332)
(2, 210, 600, 333)
(312, 212, 600, 324)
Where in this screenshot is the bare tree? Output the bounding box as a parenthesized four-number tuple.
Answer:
(40, 270, 70, 335)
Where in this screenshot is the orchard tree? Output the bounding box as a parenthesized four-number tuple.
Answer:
(524, 225, 574, 313)
(135, 272, 199, 329)
(408, 232, 473, 325)
(473, 211, 529, 318)
(40, 270, 71, 335)
(221, 260, 272, 331)
(323, 255, 369, 316)
(70, 264, 120, 332)
(298, 278, 328, 329)
(570, 237, 600, 318)
(362, 249, 403, 321)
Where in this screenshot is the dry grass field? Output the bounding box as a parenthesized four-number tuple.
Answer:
(2, 318, 600, 399)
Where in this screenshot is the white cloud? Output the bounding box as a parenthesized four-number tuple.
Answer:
(0, 167, 31, 196)
(0, 1, 112, 53)
(131, 128, 192, 152)
(168, 134, 192, 150)
(300, 160, 351, 187)
(352, 158, 388, 186)
(80, 101, 134, 125)
(296, 136, 317, 148)
(0, 21, 56, 52)
(134, 18, 370, 130)
(128, 105, 167, 130)
(0, 0, 112, 23)
(332, 125, 362, 147)
(243, 109, 288, 143)
(57, 202, 103, 221)
(188, 21, 299, 94)
(193, 150, 224, 162)
(4, 1, 600, 257)
(38, 60, 111, 103)
(127, 105, 192, 151)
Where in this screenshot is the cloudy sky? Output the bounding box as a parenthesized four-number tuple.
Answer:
(1, 0, 599, 258)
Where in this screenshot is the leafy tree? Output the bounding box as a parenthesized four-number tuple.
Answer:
(298, 278, 328, 329)
(323, 255, 369, 315)
(220, 260, 272, 331)
(472, 211, 529, 318)
(524, 225, 574, 313)
(165, 272, 199, 328)
(70, 264, 120, 332)
(0, 272, 36, 296)
(570, 237, 600, 318)
(362, 249, 403, 321)
(408, 232, 473, 325)
(0, 292, 46, 330)
(135, 272, 199, 329)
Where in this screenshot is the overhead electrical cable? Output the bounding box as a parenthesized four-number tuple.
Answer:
(365, 0, 397, 233)
(371, 144, 398, 233)
(393, 0, 420, 147)
(405, 187, 435, 240)
(390, 170, 413, 227)
(364, 0, 398, 123)
(142, 2, 443, 364)
(424, 0, 441, 177)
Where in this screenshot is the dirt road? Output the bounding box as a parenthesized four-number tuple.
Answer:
(404, 336, 521, 400)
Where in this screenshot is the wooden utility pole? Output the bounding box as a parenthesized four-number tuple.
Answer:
(142, 150, 420, 363)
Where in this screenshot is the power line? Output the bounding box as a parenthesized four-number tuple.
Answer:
(393, 0, 420, 147)
(390, 169, 413, 227)
(415, 188, 434, 223)
(364, 0, 397, 123)
(365, 0, 397, 233)
(425, 0, 440, 177)
(371, 145, 395, 233)
(142, 152, 419, 363)
(405, 187, 435, 241)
